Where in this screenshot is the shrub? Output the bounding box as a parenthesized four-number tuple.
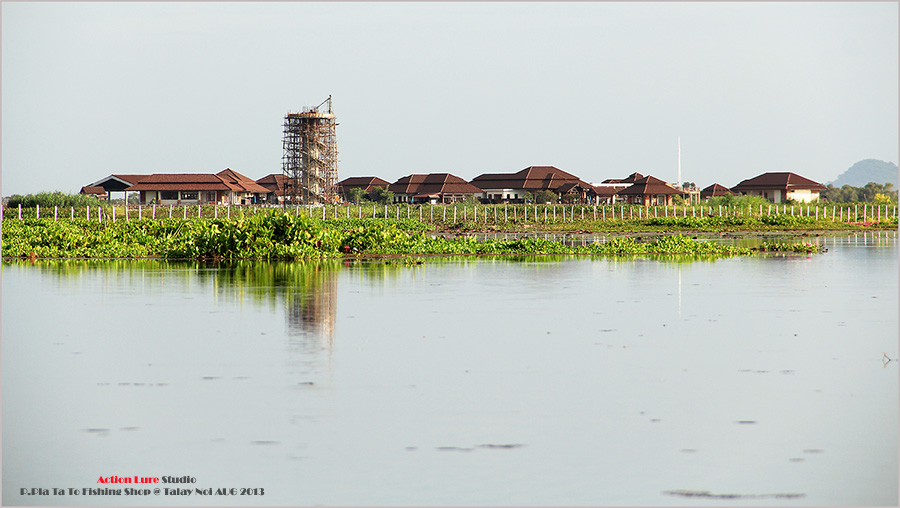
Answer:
(7, 191, 102, 208)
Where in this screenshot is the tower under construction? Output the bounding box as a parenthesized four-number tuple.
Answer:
(282, 96, 338, 204)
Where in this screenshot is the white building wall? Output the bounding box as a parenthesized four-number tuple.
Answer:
(481, 188, 523, 201)
(786, 189, 819, 203)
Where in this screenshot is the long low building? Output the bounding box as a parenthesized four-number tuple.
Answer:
(81, 166, 826, 207)
(389, 173, 482, 204)
(126, 168, 271, 205)
(471, 165, 588, 203)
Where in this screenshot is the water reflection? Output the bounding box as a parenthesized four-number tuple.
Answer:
(6, 259, 341, 348)
(2, 232, 897, 506)
(4, 231, 895, 353)
(209, 262, 339, 345)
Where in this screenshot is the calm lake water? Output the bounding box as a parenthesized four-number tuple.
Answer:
(2, 232, 897, 506)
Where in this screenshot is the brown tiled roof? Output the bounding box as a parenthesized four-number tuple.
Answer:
(126, 171, 269, 193)
(216, 168, 252, 183)
(471, 166, 583, 191)
(337, 176, 391, 193)
(80, 186, 106, 195)
(127, 174, 224, 188)
(556, 181, 597, 194)
(110, 174, 152, 185)
(700, 183, 735, 198)
(617, 175, 682, 196)
(256, 174, 284, 185)
(592, 184, 628, 197)
(731, 172, 826, 192)
(389, 174, 429, 195)
(420, 173, 482, 195)
(601, 172, 644, 184)
(256, 174, 288, 195)
(215, 168, 271, 193)
(390, 173, 481, 196)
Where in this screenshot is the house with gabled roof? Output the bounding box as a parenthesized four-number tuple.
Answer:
(388, 174, 428, 203)
(79, 186, 108, 200)
(336, 176, 391, 201)
(470, 165, 589, 203)
(617, 175, 682, 206)
(555, 181, 604, 204)
(590, 173, 645, 204)
(589, 184, 627, 204)
(731, 172, 826, 203)
(388, 173, 481, 204)
(700, 183, 735, 199)
(255, 174, 288, 203)
(126, 168, 270, 205)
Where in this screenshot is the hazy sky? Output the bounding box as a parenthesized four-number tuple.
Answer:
(2, 2, 897, 196)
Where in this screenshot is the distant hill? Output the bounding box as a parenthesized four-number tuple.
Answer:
(829, 159, 898, 188)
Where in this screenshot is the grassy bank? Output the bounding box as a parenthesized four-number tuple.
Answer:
(0, 212, 825, 260)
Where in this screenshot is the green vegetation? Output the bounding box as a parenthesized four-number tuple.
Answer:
(533, 190, 558, 204)
(345, 187, 366, 204)
(6, 191, 103, 208)
(703, 194, 773, 209)
(822, 182, 897, 203)
(642, 214, 823, 229)
(3, 198, 896, 261)
(367, 186, 394, 205)
(2, 210, 828, 261)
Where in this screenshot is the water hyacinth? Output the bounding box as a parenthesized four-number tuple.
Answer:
(2, 211, 822, 260)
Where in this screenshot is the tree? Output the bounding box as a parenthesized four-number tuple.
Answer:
(522, 191, 534, 203)
(367, 186, 394, 205)
(534, 190, 557, 204)
(560, 193, 579, 204)
(823, 182, 897, 203)
(346, 187, 365, 204)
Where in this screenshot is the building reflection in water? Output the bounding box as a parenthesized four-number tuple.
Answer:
(27, 259, 342, 352)
(208, 261, 339, 352)
(283, 264, 337, 345)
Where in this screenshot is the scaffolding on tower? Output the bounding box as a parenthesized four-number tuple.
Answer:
(282, 95, 339, 205)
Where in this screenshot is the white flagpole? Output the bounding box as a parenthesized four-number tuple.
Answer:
(677, 136, 681, 188)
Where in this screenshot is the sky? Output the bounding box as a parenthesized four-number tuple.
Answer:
(1, 2, 897, 196)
